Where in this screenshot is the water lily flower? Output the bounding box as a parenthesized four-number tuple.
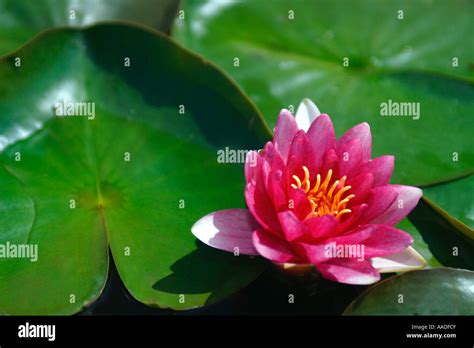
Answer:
(192, 99, 426, 285)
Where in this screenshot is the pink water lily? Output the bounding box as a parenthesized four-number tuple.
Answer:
(192, 99, 426, 285)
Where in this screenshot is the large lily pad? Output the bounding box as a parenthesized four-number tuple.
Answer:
(408, 198, 474, 271)
(343, 268, 474, 315)
(175, 0, 474, 186)
(0, 23, 271, 314)
(423, 175, 474, 231)
(0, 0, 180, 55)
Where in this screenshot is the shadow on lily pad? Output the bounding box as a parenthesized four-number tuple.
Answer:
(153, 241, 268, 306)
(408, 199, 474, 270)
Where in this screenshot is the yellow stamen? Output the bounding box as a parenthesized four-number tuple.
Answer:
(292, 175, 302, 189)
(302, 166, 310, 192)
(336, 209, 352, 219)
(335, 195, 355, 211)
(292, 166, 355, 220)
(333, 185, 352, 205)
(339, 175, 347, 186)
(327, 180, 339, 200)
(313, 174, 321, 193)
(319, 169, 332, 194)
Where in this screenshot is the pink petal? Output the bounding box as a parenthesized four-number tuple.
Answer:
(286, 130, 317, 177)
(282, 216, 339, 264)
(268, 170, 287, 210)
(298, 223, 412, 265)
(287, 187, 313, 220)
(304, 214, 339, 241)
(296, 242, 328, 264)
(253, 229, 298, 263)
(279, 214, 339, 245)
(316, 258, 380, 285)
(261, 142, 285, 189)
(245, 183, 281, 234)
(246, 150, 283, 232)
(337, 138, 363, 177)
(191, 209, 259, 255)
(371, 185, 422, 225)
(337, 203, 369, 233)
(346, 172, 373, 206)
(319, 148, 339, 177)
(364, 155, 394, 187)
(244, 150, 261, 185)
(362, 185, 398, 223)
(278, 211, 307, 242)
(337, 122, 372, 162)
(306, 114, 336, 168)
(329, 224, 413, 259)
(273, 109, 298, 161)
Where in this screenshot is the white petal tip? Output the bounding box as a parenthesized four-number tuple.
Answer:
(295, 98, 321, 131)
(371, 246, 427, 273)
(191, 213, 218, 243)
(191, 209, 259, 255)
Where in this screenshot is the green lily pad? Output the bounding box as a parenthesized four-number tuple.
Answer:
(396, 219, 442, 269)
(343, 268, 474, 315)
(0, 0, 180, 55)
(0, 23, 271, 314)
(175, 0, 474, 186)
(392, 207, 473, 271)
(0, 167, 35, 244)
(408, 199, 474, 271)
(423, 175, 474, 231)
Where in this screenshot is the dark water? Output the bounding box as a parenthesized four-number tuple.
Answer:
(80, 251, 364, 316)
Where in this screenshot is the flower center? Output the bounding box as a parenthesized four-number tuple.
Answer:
(291, 166, 355, 220)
